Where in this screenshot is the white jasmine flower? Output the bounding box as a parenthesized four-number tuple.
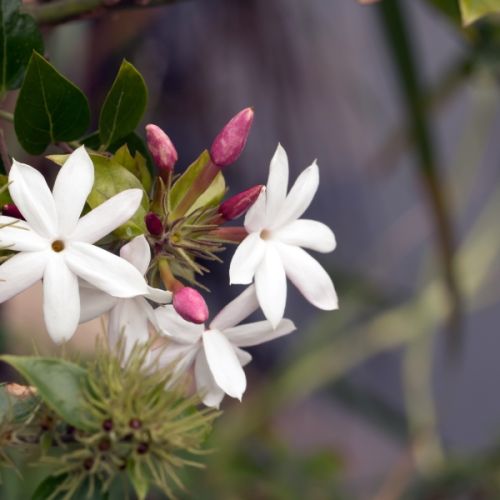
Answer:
(153, 285, 295, 408)
(229, 144, 338, 327)
(0, 146, 149, 342)
(79, 235, 172, 356)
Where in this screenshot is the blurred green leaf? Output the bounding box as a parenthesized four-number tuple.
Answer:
(14, 52, 90, 154)
(128, 461, 149, 500)
(169, 150, 225, 214)
(460, 0, 500, 25)
(99, 60, 148, 149)
(425, 0, 462, 23)
(113, 144, 152, 193)
(0, 0, 43, 92)
(0, 356, 92, 431)
(31, 475, 68, 500)
(0, 175, 12, 206)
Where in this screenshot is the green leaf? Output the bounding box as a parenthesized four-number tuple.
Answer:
(0, 355, 92, 431)
(128, 461, 149, 500)
(88, 154, 148, 239)
(169, 150, 225, 214)
(459, 0, 500, 24)
(99, 60, 148, 149)
(113, 144, 152, 193)
(14, 51, 90, 154)
(0, 0, 43, 92)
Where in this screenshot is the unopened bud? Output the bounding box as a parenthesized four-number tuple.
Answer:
(219, 185, 263, 221)
(210, 108, 254, 167)
(146, 124, 178, 174)
(173, 287, 209, 324)
(2, 203, 23, 220)
(145, 212, 163, 237)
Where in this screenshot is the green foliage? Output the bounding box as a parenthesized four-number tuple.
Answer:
(14, 52, 90, 154)
(113, 144, 152, 193)
(0, 0, 43, 93)
(0, 356, 91, 431)
(99, 60, 148, 149)
(460, 0, 500, 24)
(169, 150, 226, 214)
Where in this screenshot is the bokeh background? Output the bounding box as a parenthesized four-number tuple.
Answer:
(4, 0, 500, 498)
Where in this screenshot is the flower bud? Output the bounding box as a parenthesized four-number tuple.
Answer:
(2, 203, 23, 220)
(146, 124, 178, 174)
(219, 185, 263, 221)
(145, 212, 163, 237)
(173, 287, 209, 324)
(210, 108, 254, 167)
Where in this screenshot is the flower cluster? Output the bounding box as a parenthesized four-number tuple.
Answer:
(0, 108, 338, 408)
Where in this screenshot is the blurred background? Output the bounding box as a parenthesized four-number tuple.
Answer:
(4, 0, 500, 498)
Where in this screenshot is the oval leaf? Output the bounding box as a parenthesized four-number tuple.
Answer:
(0, 0, 44, 92)
(99, 60, 148, 149)
(14, 51, 90, 154)
(460, 0, 500, 24)
(0, 355, 93, 431)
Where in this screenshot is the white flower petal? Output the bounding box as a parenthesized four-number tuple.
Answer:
(9, 160, 57, 238)
(234, 347, 252, 367)
(69, 189, 143, 244)
(0, 251, 47, 302)
(145, 286, 172, 304)
(155, 341, 199, 380)
(194, 351, 225, 408)
(65, 241, 148, 298)
(52, 146, 94, 236)
(154, 305, 203, 343)
(108, 298, 151, 356)
(120, 235, 150, 275)
(0, 216, 48, 251)
(244, 187, 267, 233)
(229, 232, 266, 285)
(254, 244, 287, 328)
(272, 161, 319, 229)
(210, 285, 259, 331)
(79, 282, 118, 323)
(43, 254, 80, 343)
(277, 242, 338, 310)
(202, 330, 246, 400)
(274, 219, 336, 253)
(265, 144, 289, 222)
(223, 318, 296, 347)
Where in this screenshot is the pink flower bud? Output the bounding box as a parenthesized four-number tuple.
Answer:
(2, 203, 24, 220)
(146, 124, 178, 173)
(210, 108, 254, 167)
(173, 287, 209, 324)
(219, 185, 264, 221)
(145, 212, 163, 237)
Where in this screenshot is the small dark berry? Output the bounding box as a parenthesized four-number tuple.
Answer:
(83, 457, 94, 470)
(102, 419, 113, 432)
(66, 425, 76, 435)
(136, 442, 149, 455)
(129, 418, 142, 430)
(98, 438, 111, 452)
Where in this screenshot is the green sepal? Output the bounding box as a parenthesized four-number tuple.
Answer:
(169, 150, 226, 215)
(0, 0, 43, 92)
(99, 60, 148, 149)
(0, 356, 93, 431)
(14, 51, 90, 154)
(128, 460, 149, 500)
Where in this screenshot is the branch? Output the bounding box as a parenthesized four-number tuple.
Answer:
(21, 0, 189, 25)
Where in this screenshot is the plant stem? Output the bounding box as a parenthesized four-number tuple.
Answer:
(0, 110, 14, 123)
(21, 0, 189, 25)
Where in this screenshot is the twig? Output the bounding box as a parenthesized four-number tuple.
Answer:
(0, 129, 12, 174)
(0, 110, 14, 123)
(21, 0, 190, 25)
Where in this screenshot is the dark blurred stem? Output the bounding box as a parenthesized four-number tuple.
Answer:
(21, 0, 189, 25)
(0, 130, 10, 174)
(376, 0, 462, 351)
